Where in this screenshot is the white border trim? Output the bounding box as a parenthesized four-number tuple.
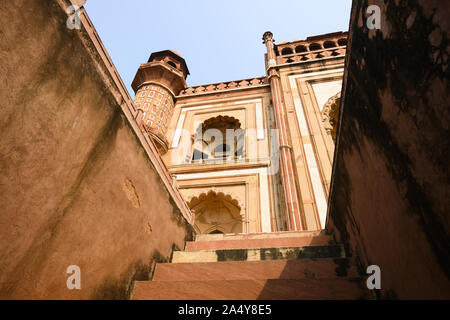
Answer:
(175, 167, 272, 232)
(288, 72, 341, 229)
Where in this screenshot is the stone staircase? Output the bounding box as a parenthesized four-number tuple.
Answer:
(131, 231, 371, 300)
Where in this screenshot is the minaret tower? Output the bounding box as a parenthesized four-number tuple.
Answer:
(132, 50, 189, 154)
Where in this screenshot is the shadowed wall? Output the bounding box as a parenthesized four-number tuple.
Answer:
(327, 0, 449, 299)
(0, 0, 193, 299)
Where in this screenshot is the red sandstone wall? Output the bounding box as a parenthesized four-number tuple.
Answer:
(0, 0, 193, 299)
(327, 0, 450, 299)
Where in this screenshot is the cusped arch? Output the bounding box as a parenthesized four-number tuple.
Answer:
(188, 190, 243, 235)
(322, 92, 341, 142)
(192, 115, 244, 161)
(195, 115, 242, 138)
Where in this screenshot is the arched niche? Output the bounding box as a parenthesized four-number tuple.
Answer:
(322, 92, 341, 142)
(189, 191, 242, 234)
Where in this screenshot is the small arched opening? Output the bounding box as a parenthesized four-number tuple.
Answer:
(281, 47, 293, 55)
(323, 40, 337, 48)
(295, 45, 307, 53)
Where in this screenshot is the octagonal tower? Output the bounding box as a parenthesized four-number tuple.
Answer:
(132, 50, 189, 154)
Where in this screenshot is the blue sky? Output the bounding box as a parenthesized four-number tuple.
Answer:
(85, 0, 352, 96)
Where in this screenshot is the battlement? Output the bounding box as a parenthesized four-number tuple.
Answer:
(274, 31, 348, 65)
(178, 76, 269, 97)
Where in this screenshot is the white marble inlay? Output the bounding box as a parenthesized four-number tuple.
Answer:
(303, 143, 328, 228)
(171, 112, 186, 148)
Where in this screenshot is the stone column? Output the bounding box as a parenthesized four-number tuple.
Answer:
(263, 31, 303, 230)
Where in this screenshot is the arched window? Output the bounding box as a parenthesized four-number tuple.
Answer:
(191, 115, 244, 162)
(281, 47, 293, 55)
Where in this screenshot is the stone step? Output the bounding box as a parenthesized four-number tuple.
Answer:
(153, 258, 359, 281)
(194, 230, 326, 242)
(171, 245, 345, 263)
(131, 278, 369, 300)
(185, 234, 333, 251)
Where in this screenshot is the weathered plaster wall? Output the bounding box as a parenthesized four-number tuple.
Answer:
(327, 0, 449, 298)
(0, 0, 193, 299)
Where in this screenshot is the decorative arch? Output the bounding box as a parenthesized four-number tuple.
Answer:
(281, 47, 293, 55)
(295, 45, 307, 53)
(192, 115, 244, 161)
(188, 191, 243, 234)
(322, 92, 341, 142)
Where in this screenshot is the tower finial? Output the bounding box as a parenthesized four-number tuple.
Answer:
(262, 31, 274, 44)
